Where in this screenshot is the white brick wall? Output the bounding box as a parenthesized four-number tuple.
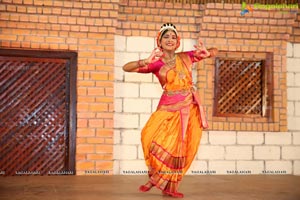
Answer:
(126, 37, 155, 52)
(114, 36, 300, 175)
(197, 145, 225, 160)
(122, 130, 141, 145)
(288, 101, 294, 116)
(114, 113, 139, 128)
(287, 58, 300, 72)
(114, 36, 161, 174)
(265, 161, 293, 174)
(282, 147, 300, 159)
(152, 99, 160, 112)
(293, 132, 300, 145)
(113, 130, 121, 144)
(294, 161, 300, 174)
(115, 52, 139, 68)
(114, 82, 139, 98)
(294, 44, 300, 57)
(237, 132, 264, 144)
(114, 98, 123, 113)
(265, 132, 292, 145)
(123, 99, 151, 113)
(140, 83, 162, 98)
(209, 131, 236, 144)
(254, 146, 281, 160)
(286, 43, 300, 175)
(225, 146, 252, 160)
(114, 145, 137, 160)
(295, 74, 300, 87)
(288, 117, 300, 130)
(186, 161, 208, 175)
(237, 161, 264, 174)
(287, 88, 300, 101)
(115, 35, 126, 51)
(125, 72, 152, 83)
(137, 145, 144, 159)
(119, 160, 148, 175)
(296, 102, 300, 115)
(209, 161, 235, 174)
(200, 131, 209, 144)
(139, 114, 152, 128)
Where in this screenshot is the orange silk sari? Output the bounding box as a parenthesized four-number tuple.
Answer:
(140, 52, 208, 194)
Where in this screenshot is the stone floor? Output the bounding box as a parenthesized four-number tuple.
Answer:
(0, 175, 300, 200)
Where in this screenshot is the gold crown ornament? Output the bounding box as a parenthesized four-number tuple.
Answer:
(159, 23, 178, 35)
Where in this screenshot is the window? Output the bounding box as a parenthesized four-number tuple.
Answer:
(214, 58, 271, 118)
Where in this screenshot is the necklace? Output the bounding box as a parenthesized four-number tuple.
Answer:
(164, 55, 186, 80)
(165, 55, 176, 68)
(165, 56, 175, 62)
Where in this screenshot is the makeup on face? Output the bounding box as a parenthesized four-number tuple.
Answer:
(160, 30, 177, 49)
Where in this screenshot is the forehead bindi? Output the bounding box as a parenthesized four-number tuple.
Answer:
(163, 31, 177, 38)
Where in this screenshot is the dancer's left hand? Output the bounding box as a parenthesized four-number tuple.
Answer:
(194, 39, 210, 58)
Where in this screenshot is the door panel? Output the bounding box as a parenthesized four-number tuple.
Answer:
(0, 50, 77, 176)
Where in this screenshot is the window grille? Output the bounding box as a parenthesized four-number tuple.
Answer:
(0, 49, 77, 176)
(214, 58, 269, 118)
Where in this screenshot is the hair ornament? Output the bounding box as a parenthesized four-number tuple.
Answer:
(159, 23, 178, 35)
(156, 23, 180, 50)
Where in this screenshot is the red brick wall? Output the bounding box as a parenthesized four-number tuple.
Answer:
(290, 13, 300, 43)
(0, 0, 118, 175)
(117, 2, 298, 132)
(118, 0, 204, 38)
(1, 0, 299, 174)
(198, 3, 298, 132)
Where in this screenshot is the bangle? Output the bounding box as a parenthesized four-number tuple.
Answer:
(137, 60, 143, 67)
(144, 59, 149, 65)
(137, 59, 149, 67)
(208, 48, 218, 58)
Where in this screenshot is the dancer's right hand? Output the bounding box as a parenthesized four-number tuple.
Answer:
(146, 48, 164, 64)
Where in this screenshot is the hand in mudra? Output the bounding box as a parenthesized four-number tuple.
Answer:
(194, 39, 210, 58)
(146, 48, 164, 64)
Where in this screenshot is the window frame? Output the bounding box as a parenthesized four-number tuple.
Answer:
(213, 53, 273, 121)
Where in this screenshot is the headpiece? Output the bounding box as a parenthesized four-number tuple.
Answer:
(156, 23, 180, 49)
(159, 23, 178, 36)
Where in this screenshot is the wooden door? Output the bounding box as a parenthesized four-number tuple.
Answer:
(0, 49, 77, 176)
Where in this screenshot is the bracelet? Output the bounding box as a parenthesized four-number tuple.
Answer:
(137, 59, 148, 67)
(208, 48, 218, 58)
(144, 59, 148, 65)
(137, 60, 143, 67)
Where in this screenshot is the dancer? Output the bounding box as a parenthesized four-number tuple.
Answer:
(123, 23, 217, 198)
